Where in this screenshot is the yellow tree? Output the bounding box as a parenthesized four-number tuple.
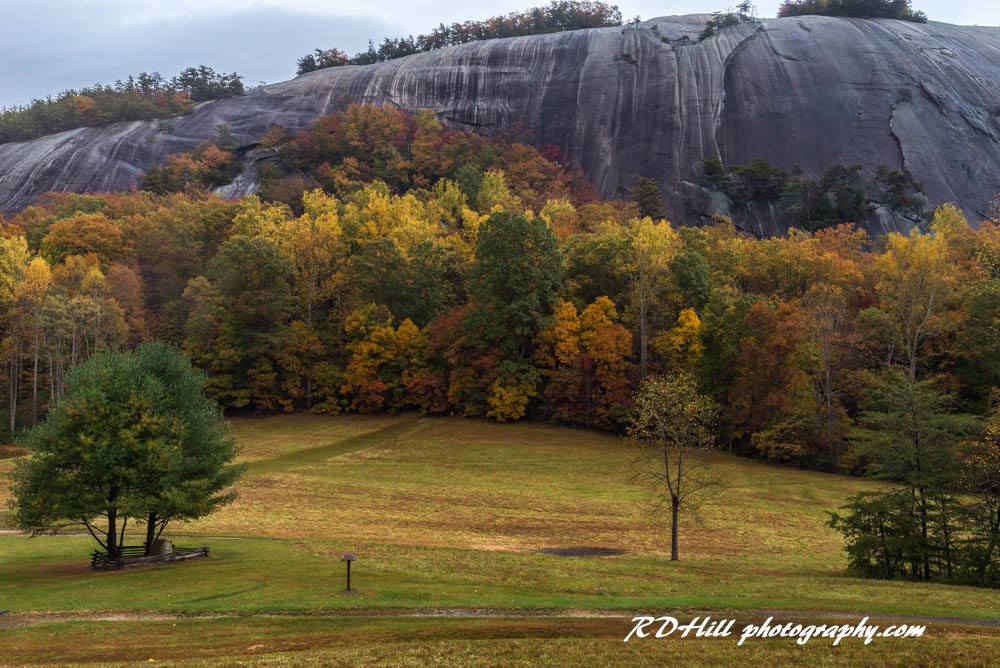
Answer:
(535, 300, 581, 371)
(475, 169, 521, 214)
(16, 257, 52, 425)
(346, 186, 435, 251)
(486, 364, 538, 422)
(535, 300, 584, 423)
(274, 191, 346, 407)
(230, 195, 292, 239)
(536, 297, 633, 427)
(276, 190, 345, 329)
(0, 235, 30, 437)
(654, 307, 703, 371)
(341, 305, 429, 413)
(539, 198, 580, 240)
(874, 221, 952, 381)
(274, 320, 325, 412)
(341, 306, 397, 413)
(630, 217, 680, 375)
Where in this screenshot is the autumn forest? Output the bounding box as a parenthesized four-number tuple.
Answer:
(2, 103, 1000, 585)
(0, 103, 996, 458)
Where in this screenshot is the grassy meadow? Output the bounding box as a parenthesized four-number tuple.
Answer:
(1, 414, 999, 665)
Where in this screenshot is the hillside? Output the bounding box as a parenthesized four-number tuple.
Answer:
(1, 15, 999, 235)
(2, 414, 999, 664)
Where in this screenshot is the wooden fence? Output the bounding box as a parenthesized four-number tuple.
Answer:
(91, 546, 209, 570)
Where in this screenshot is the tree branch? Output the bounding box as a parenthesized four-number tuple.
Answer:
(82, 518, 108, 550)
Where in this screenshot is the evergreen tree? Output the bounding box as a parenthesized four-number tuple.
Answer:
(11, 344, 239, 557)
(466, 211, 563, 358)
(629, 176, 665, 220)
(132, 342, 241, 554)
(846, 370, 979, 580)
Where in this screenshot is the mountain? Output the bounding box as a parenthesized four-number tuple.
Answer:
(1, 14, 999, 234)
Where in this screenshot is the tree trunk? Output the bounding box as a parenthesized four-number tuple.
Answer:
(976, 506, 999, 584)
(31, 326, 39, 426)
(670, 496, 679, 561)
(48, 351, 55, 401)
(918, 489, 931, 580)
(877, 521, 892, 578)
(940, 498, 954, 580)
(118, 514, 128, 552)
(107, 506, 119, 559)
(9, 338, 18, 440)
(144, 512, 158, 555)
(639, 288, 648, 377)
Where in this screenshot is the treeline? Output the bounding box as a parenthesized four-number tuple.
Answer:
(0, 66, 244, 144)
(778, 0, 928, 22)
(295, 1, 622, 75)
(0, 185, 635, 431)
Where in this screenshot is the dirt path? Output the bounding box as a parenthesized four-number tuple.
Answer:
(2, 607, 998, 631)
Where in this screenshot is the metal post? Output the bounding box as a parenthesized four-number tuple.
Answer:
(341, 553, 356, 592)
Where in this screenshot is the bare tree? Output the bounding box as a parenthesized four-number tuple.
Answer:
(626, 372, 719, 560)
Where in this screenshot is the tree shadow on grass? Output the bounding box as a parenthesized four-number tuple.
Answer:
(178, 581, 267, 604)
(245, 417, 424, 475)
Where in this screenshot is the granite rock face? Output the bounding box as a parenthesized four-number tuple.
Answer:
(1, 14, 999, 234)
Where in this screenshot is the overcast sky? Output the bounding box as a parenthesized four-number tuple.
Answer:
(1, 1, 997, 108)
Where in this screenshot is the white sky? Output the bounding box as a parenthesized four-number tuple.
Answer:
(85, 1, 1000, 27)
(1, 1, 997, 108)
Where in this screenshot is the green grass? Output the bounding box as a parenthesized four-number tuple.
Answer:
(2, 414, 999, 664)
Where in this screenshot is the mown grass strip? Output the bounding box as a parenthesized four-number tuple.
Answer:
(245, 416, 424, 474)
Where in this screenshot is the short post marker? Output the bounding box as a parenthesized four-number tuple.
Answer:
(341, 553, 356, 592)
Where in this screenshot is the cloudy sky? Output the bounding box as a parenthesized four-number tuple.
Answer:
(1, 1, 997, 108)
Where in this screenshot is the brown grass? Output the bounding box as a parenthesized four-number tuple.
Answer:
(1, 615, 998, 667)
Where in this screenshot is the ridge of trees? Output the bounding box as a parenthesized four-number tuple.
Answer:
(0, 66, 245, 144)
(295, 1, 623, 75)
(778, 0, 928, 22)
